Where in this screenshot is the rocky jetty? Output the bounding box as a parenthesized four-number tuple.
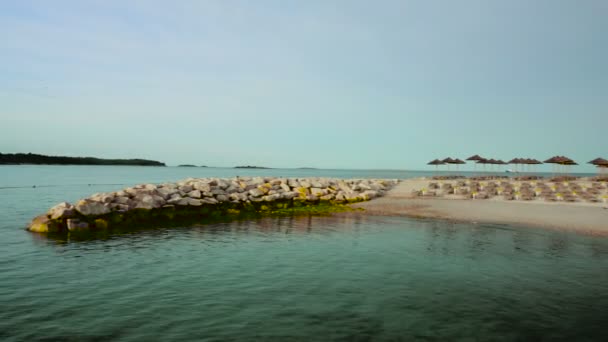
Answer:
(28, 177, 399, 234)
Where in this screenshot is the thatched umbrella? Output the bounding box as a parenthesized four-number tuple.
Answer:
(476, 158, 489, 173)
(496, 159, 507, 173)
(544, 156, 563, 175)
(442, 157, 456, 172)
(487, 159, 498, 174)
(427, 159, 445, 175)
(453, 158, 466, 172)
(522, 158, 536, 173)
(528, 158, 543, 174)
(545, 156, 576, 175)
(589, 158, 608, 175)
(508, 158, 522, 173)
(467, 155, 484, 173)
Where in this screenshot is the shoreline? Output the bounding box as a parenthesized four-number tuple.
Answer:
(355, 178, 608, 235)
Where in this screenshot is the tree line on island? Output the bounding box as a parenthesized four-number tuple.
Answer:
(1, 153, 320, 169)
(0, 153, 166, 166)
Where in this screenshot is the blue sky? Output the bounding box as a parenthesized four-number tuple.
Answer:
(1, 0, 606, 171)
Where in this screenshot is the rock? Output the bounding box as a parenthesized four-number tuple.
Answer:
(193, 182, 211, 192)
(320, 194, 335, 201)
(288, 179, 300, 188)
(310, 188, 326, 197)
(110, 203, 130, 212)
(179, 185, 193, 193)
(249, 188, 265, 197)
(294, 187, 309, 198)
(306, 194, 319, 201)
(217, 180, 229, 189)
(311, 181, 323, 188)
(144, 184, 157, 191)
(281, 192, 298, 200)
(225, 185, 239, 194)
(47, 202, 75, 220)
(67, 218, 89, 231)
(216, 194, 229, 202)
(358, 183, 371, 191)
(300, 181, 311, 188)
(114, 196, 130, 205)
(202, 197, 218, 204)
(176, 198, 203, 206)
(360, 190, 378, 200)
(157, 187, 176, 199)
(125, 187, 139, 197)
(187, 190, 202, 199)
(134, 194, 165, 209)
(338, 181, 352, 193)
(29, 215, 59, 233)
(229, 193, 248, 202)
(211, 189, 226, 196)
(280, 183, 291, 192)
(263, 194, 281, 201)
(75, 200, 111, 216)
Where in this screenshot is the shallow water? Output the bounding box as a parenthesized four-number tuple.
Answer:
(1, 166, 607, 341)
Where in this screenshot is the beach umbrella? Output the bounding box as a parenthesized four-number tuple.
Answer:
(452, 158, 466, 172)
(508, 158, 522, 173)
(466, 155, 484, 162)
(528, 158, 543, 174)
(467, 155, 484, 173)
(427, 159, 445, 175)
(589, 158, 608, 175)
(442, 157, 456, 172)
(522, 158, 536, 173)
(496, 159, 507, 173)
(476, 158, 489, 173)
(544, 156, 567, 174)
(545, 156, 576, 175)
(487, 159, 498, 173)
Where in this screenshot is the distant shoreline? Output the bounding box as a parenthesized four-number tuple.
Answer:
(234, 166, 271, 169)
(0, 153, 165, 167)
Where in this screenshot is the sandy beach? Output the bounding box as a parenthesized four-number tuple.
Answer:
(355, 178, 608, 235)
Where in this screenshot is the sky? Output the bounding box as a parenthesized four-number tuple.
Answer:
(1, 0, 606, 171)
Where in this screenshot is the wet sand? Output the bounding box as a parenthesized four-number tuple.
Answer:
(355, 179, 608, 235)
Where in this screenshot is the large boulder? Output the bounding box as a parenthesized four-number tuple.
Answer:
(75, 199, 111, 216)
(47, 202, 75, 220)
(134, 194, 165, 209)
(176, 198, 203, 206)
(29, 215, 61, 233)
(187, 190, 202, 199)
(249, 188, 264, 197)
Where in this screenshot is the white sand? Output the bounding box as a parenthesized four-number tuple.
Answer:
(355, 178, 608, 235)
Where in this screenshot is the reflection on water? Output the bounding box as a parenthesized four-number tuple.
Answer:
(3, 215, 608, 340)
(3, 166, 607, 340)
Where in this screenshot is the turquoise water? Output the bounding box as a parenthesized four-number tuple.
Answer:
(1, 166, 607, 341)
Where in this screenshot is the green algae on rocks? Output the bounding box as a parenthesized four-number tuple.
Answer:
(27, 177, 398, 237)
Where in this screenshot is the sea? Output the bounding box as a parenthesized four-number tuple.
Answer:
(1, 165, 607, 341)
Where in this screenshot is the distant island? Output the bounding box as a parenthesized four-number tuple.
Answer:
(0, 153, 166, 166)
(178, 164, 197, 167)
(297, 167, 318, 170)
(234, 165, 271, 169)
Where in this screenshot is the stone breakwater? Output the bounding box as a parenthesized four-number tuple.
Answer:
(28, 177, 399, 234)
